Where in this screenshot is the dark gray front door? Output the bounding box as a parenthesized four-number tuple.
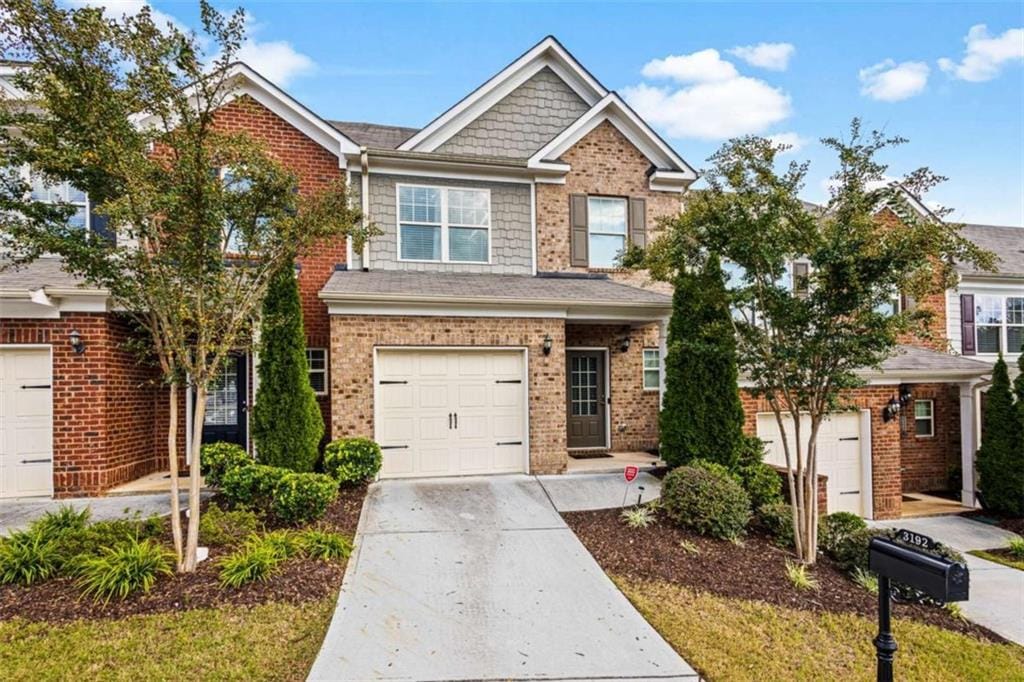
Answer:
(201, 354, 247, 449)
(566, 350, 606, 449)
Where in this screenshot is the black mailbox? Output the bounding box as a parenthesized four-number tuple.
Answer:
(868, 537, 969, 602)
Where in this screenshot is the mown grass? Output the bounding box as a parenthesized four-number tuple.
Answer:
(615, 576, 1024, 682)
(0, 598, 336, 681)
(970, 549, 1024, 571)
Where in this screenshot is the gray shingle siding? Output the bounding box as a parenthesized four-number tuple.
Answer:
(436, 67, 589, 159)
(362, 173, 532, 275)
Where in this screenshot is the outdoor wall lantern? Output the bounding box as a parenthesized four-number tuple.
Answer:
(882, 396, 901, 423)
(542, 334, 553, 356)
(619, 336, 632, 353)
(68, 329, 86, 355)
(898, 384, 913, 408)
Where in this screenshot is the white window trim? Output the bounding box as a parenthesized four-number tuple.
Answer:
(306, 347, 328, 396)
(914, 399, 934, 438)
(395, 183, 492, 265)
(586, 195, 628, 269)
(975, 294, 1024, 356)
(19, 165, 91, 231)
(642, 347, 660, 391)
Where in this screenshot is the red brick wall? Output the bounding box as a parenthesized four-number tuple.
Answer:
(898, 383, 961, 493)
(565, 323, 660, 451)
(1, 313, 162, 496)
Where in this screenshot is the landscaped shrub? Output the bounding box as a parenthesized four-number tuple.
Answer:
(299, 529, 352, 561)
(621, 506, 657, 529)
(0, 529, 61, 585)
(757, 502, 795, 549)
(54, 515, 164, 569)
(976, 356, 1024, 516)
(660, 465, 751, 540)
(323, 437, 382, 485)
(832, 527, 888, 572)
(217, 541, 283, 588)
(200, 442, 251, 487)
(221, 464, 287, 509)
(818, 511, 867, 556)
(199, 503, 262, 547)
(76, 538, 174, 602)
(689, 458, 736, 481)
(29, 505, 91, 539)
(260, 529, 303, 559)
(734, 436, 784, 510)
(272, 472, 338, 525)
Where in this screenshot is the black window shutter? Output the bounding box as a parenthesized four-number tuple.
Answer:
(628, 197, 646, 249)
(960, 294, 975, 355)
(569, 194, 588, 267)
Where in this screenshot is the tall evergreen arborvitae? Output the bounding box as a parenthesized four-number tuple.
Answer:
(976, 356, 1024, 515)
(252, 264, 324, 471)
(659, 254, 745, 468)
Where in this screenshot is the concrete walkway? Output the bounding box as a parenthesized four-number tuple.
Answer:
(308, 475, 696, 681)
(0, 492, 203, 537)
(537, 471, 662, 512)
(873, 515, 1024, 645)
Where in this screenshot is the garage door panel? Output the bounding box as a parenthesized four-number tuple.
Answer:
(458, 384, 488, 408)
(379, 416, 414, 442)
(493, 384, 521, 407)
(456, 414, 489, 439)
(457, 353, 488, 376)
(492, 414, 521, 439)
(418, 354, 449, 376)
(419, 415, 450, 441)
(1, 349, 53, 498)
(381, 448, 415, 476)
(418, 447, 451, 474)
(418, 384, 449, 409)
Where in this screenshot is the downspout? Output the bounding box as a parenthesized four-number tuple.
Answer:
(360, 146, 370, 271)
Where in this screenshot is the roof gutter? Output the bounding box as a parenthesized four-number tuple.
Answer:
(317, 289, 671, 311)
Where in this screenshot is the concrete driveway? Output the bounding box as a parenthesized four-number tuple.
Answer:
(308, 475, 696, 681)
(873, 515, 1023, 645)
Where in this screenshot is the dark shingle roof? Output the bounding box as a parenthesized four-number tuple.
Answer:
(0, 257, 94, 293)
(319, 269, 672, 308)
(328, 121, 419, 150)
(874, 344, 992, 376)
(958, 223, 1024, 279)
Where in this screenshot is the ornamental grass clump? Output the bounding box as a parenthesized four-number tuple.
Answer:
(784, 559, 819, 591)
(621, 506, 657, 529)
(218, 541, 283, 588)
(299, 529, 352, 561)
(76, 538, 174, 602)
(0, 529, 61, 586)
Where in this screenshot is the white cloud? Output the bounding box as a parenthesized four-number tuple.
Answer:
(858, 59, 929, 101)
(235, 39, 315, 86)
(640, 49, 738, 83)
(623, 77, 791, 140)
(63, 0, 183, 32)
(728, 42, 795, 71)
(767, 132, 807, 154)
(938, 24, 1024, 82)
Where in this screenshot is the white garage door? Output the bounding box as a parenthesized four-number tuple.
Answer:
(0, 348, 54, 498)
(757, 412, 864, 515)
(376, 349, 527, 478)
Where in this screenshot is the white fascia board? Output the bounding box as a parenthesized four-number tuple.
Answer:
(399, 37, 607, 153)
(528, 94, 697, 179)
(321, 293, 670, 320)
(345, 157, 536, 185)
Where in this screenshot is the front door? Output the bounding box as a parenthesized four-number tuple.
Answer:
(201, 354, 247, 449)
(566, 350, 606, 449)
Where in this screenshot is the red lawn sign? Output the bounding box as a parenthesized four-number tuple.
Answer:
(624, 465, 639, 482)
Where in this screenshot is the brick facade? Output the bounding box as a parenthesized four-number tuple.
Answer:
(1, 314, 163, 497)
(898, 383, 961, 493)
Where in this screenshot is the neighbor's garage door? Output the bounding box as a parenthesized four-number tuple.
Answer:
(0, 348, 54, 498)
(375, 349, 527, 478)
(757, 412, 863, 515)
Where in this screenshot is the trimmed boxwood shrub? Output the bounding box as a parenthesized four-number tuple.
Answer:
(200, 442, 251, 487)
(832, 527, 888, 572)
(734, 436, 783, 510)
(323, 437, 382, 485)
(221, 464, 287, 509)
(272, 473, 339, 525)
(199, 503, 262, 547)
(819, 511, 867, 556)
(661, 465, 751, 540)
(757, 501, 795, 549)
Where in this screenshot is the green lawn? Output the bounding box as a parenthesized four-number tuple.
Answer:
(969, 549, 1024, 571)
(0, 599, 336, 681)
(615, 576, 1024, 682)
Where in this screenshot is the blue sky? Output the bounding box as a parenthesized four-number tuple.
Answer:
(136, 2, 1023, 225)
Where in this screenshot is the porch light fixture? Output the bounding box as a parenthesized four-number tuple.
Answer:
(898, 384, 913, 408)
(542, 334, 553, 356)
(619, 336, 631, 353)
(68, 329, 85, 355)
(882, 396, 901, 423)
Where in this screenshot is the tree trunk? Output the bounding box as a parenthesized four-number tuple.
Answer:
(167, 382, 184, 571)
(183, 383, 206, 572)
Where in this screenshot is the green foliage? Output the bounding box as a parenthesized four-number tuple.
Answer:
(217, 542, 283, 588)
(977, 357, 1024, 516)
(199, 503, 262, 547)
(1008, 537, 1024, 560)
(659, 255, 745, 469)
(259, 530, 304, 560)
(28, 505, 91, 540)
(757, 502, 795, 549)
(323, 437, 383, 485)
(272, 473, 338, 526)
(76, 538, 174, 603)
(200, 442, 251, 487)
(221, 464, 287, 509)
(852, 567, 880, 595)
(733, 436, 784, 510)
(0, 529, 61, 585)
(818, 512, 868, 556)
(784, 559, 819, 591)
(621, 506, 657, 529)
(299, 529, 352, 561)
(831, 527, 889, 572)
(54, 515, 164, 570)
(661, 465, 751, 540)
(252, 265, 324, 472)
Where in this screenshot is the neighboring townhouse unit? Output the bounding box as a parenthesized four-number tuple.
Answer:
(0, 39, 1020, 521)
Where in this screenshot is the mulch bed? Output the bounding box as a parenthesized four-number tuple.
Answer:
(974, 547, 1024, 567)
(564, 507, 1004, 643)
(962, 510, 1024, 536)
(0, 483, 367, 624)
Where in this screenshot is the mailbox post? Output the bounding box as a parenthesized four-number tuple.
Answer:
(868, 531, 969, 682)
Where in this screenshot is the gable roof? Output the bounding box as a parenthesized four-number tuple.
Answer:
(329, 121, 419, 150)
(398, 36, 608, 153)
(957, 223, 1024, 279)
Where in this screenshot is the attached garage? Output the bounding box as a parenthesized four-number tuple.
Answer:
(756, 411, 872, 517)
(374, 348, 528, 478)
(0, 348, 54, 498)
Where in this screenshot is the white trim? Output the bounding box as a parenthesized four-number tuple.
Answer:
(395, 183, 492, 265)
(528, 93, 697, 179)
(566, 346, 611, 450)
(322, 297, 670, 322)
(642, 347, 661, 391)
(306, 347, 329, 397)
(347, 158, 538, 185)
(859, 409, 874, 520)
(912, 398, 935, 438)
(0, 344, 55, 498)
(529, 182, 537, 276)
(399, 37, 607, 152)
(345, 169, 355, 268)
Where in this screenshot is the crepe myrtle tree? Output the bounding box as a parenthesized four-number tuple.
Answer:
(643, 120, 994, 563)
(0, 0, 371, 572)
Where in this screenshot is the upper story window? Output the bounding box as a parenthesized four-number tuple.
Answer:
(398, 184, 490, 263)
(26, 171, 89, 230)
(976, 295, 1024, 354)
(587, 197, 628, 268)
